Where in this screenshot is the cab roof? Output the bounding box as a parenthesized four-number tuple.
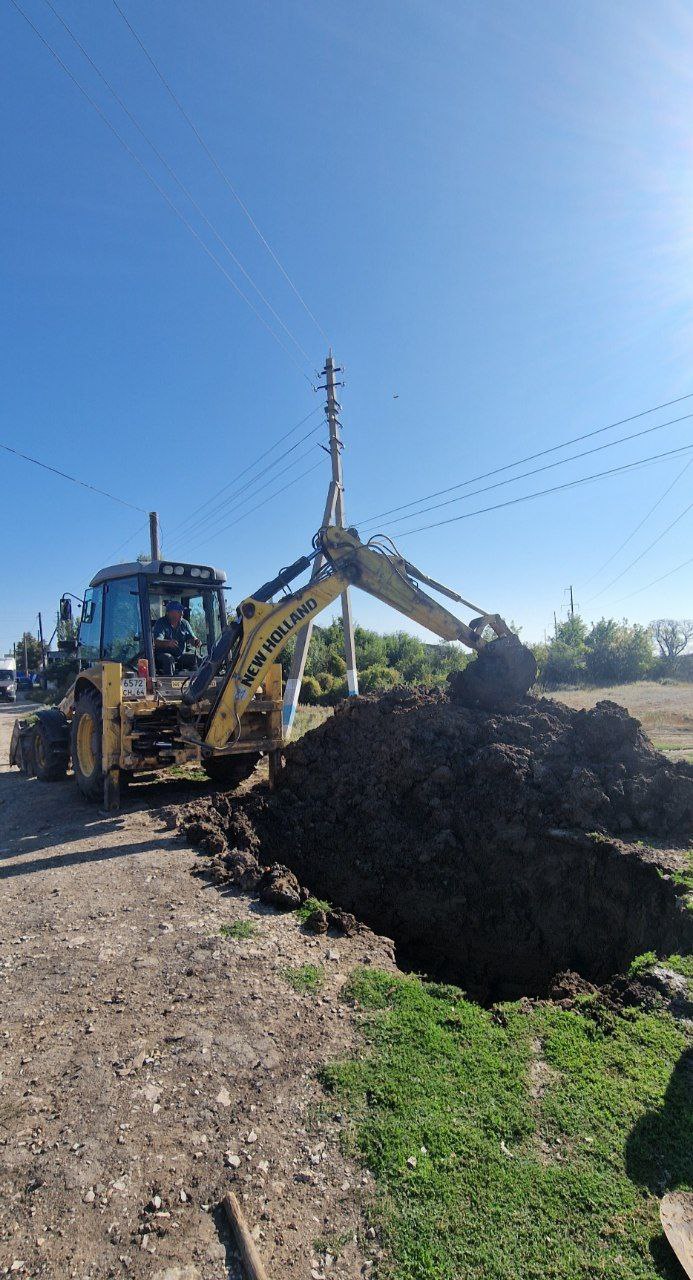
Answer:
(89, 559, 227, 588)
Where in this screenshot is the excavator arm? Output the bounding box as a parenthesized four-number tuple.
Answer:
(190, 526, 536, 753)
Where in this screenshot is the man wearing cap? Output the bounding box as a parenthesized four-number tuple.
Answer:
(152, 601, 201, 675)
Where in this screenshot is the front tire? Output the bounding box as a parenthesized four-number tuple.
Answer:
(202, 752, 260, 788)
(71, 688, 104, 801)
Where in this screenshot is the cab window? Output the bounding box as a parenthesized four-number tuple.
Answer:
(102, 577, 143, 666)
(78, 586, 103, 665)
(149, 585, 222, 655)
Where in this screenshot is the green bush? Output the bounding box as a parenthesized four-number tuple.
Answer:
(322, 676, 348, 705)
(360, 664, 403, 693)
(300, 674, 323, 704)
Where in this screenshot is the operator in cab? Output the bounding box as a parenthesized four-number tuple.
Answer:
(152, 601, 201, 675)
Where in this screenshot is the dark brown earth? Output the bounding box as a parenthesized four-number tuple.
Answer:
(180, 689, 693, 1000)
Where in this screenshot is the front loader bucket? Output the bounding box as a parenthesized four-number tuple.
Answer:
(448, 635, 537, 710)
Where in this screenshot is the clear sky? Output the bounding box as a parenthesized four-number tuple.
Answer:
(2, 0, 692, 658)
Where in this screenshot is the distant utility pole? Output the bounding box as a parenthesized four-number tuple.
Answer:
(37, 612, 47, 689)
(23, 634, 28, 676)
(149, 511, 162, 561)
(283, 351, 358, 735)
(569, 585, 575, 619)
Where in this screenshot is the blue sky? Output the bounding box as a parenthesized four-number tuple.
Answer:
(2, 0, 692, 658)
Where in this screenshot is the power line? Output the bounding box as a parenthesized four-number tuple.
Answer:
(580, 456, 693, 589)
(0, 441, 147, 511)
(384, 443, 693, 539)
(111, 0, 329, 347)
(170, 408, 323, 541)
(584, 492, 693, 602)
(180, 441, 323, 545)
(8, 0, 314, 382)
(355, 391, 693, 528)
(360, 411, 693, 533)
(102, 519, 150, 563)
(42, 0, 316, 369)
(617, 552, 693, 601)
(187, 457, 326, 553)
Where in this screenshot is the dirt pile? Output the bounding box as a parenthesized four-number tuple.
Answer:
(182, 689, 693, 999)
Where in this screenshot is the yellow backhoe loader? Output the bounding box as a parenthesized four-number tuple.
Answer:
(9, 525, 536, 807)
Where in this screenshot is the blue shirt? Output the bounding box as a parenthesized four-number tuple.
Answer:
(152, 615, 196, 659)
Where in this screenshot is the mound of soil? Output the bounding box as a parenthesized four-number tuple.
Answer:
(183, 690, 693, 999)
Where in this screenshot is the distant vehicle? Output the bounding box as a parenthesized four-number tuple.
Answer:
(0, 657, 17, 703)
(15, 671, 34, 693)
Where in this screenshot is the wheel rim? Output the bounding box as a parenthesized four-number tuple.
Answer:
(76, 712, 97, 775)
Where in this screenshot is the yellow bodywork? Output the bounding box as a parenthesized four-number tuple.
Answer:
(203, 526, 508, 751)
(48, 524, 514, 805)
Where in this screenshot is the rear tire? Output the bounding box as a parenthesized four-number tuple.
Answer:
(71, 688, 104, 801)
(202, 752, 260, 788)
(33, 719, 69, 782)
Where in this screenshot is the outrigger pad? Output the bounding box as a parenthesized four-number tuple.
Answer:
(448, 635, 537, 710)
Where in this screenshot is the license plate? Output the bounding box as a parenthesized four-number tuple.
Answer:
(122, 677, 147, 699)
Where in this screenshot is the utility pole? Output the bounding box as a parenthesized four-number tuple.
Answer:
(23, 634, 28, 676)
(283, 351, 358, 735)
(37, 612, 47, 689)
(149, 511, 162, 561)
(569, 585, 575, 619)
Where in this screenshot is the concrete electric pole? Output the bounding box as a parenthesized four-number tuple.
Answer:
(149, 511, 162, 561)
(283, 351, 358, 735)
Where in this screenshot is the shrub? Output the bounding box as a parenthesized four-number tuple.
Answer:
(300, 675, 323, 704)
(360, 664, 403, 693)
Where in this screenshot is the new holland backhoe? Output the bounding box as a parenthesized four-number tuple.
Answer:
(9, 525, 536, 807)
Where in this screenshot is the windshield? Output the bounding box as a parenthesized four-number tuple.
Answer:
(148, 582, 223, 654)
(0, 670, 14, 681)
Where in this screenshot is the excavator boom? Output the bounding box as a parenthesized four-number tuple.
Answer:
(196, 526, 536, 753)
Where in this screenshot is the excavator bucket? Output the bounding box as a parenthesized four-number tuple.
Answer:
(449, 635, 537, 710)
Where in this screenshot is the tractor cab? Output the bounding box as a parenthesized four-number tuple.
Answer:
(78, 558, 228, 699)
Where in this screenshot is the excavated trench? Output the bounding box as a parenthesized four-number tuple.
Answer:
(182, 689, 693, 1000)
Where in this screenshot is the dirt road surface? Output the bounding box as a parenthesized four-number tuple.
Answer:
(0, 703, 393, 1280)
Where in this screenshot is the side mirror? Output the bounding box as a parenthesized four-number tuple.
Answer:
(60, 597, 73, 623)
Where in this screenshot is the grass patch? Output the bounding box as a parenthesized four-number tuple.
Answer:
(220, 920, 259, 940)
(313, 1230, 353, 1257)
(281, 963, 325, 995)
(169, 764, 208, 781)
(296, 895, 331, 923)
(322, 968, 692, 1279)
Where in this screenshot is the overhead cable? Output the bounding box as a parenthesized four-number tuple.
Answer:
(0, 441, 147, 511)
(171, 411, 324, 540)
(584, 491, 693, 602)
(8, 0, 314, 381)
(386, 443, 693, 538)
(362, 412, 693, 533)
(187, 458, 325, 552)
(42, 0, 316, 369)
(112, 0, 329, 346)
(356, 391, 693, 529)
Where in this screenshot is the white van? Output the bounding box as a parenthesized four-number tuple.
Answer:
(0, 656, 17, 703)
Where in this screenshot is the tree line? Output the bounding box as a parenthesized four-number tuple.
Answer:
(13, 615, 692, 705)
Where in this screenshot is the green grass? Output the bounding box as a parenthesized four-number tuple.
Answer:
(322, 969, 692, 1280)
(281, 963, 325, 994)
(219, 920, 260, 940)
(296, 895, 332, 923)
(169, 763, 208, 781)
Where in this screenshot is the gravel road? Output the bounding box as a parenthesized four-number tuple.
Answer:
(0, 703, 392, 1279)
